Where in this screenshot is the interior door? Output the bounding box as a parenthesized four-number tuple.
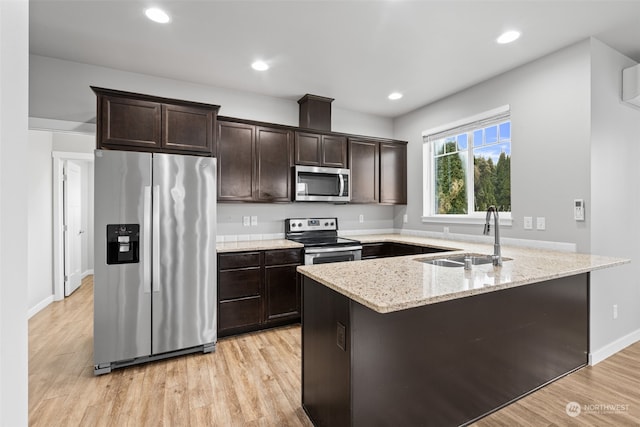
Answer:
(64, 160, 83, 296)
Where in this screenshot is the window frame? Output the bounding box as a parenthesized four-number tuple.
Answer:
(422, 105, 513, 226)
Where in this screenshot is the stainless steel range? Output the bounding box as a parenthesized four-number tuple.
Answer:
(285, 218, 362, 265)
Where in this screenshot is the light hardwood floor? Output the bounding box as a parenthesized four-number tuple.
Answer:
(29, 276, 640, 426)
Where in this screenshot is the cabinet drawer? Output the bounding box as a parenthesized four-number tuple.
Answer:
(264, 249, 302, 266)
(219, 268, 261, 300)
(218, 297, 262, 331)
(218, 252, 261, 269)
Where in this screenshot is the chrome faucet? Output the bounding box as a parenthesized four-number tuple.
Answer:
(483, 206, 502, 266)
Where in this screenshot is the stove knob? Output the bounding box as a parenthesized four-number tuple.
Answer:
(330, 222, 334, 226)
(324, 222, 329, 226)
(291, 223, 296, 228)
(297, 222, 303, 227)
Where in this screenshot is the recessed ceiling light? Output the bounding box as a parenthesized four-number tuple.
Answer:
(388, 92, 403, 100)
(251, 60, 269, 71)
(145, 7, 170, 24)
(497, 30, 520, 44)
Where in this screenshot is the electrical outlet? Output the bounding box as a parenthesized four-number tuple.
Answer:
(444, 226, 450, 234)
(536, 217, 546, 230)
(251, 216, 258, 226)
(359, 214, 364, 223)
(403, 214, 408, 224)
(243, 216, 250, 227)
(524, 216, 533, 230)
(613, 304, 618, 319)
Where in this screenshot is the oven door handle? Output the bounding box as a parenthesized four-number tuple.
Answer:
(305, 245, 362, 254)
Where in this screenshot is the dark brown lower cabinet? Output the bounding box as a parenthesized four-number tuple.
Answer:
(302, 273, 589, 427)
(218, 249, 302, 337)
(265, 265, 300, 322)
(361, 242, 452, 259)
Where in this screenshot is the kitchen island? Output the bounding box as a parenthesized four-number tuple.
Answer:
(297, 238, 627, 426)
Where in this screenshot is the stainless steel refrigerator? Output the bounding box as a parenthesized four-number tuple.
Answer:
(93, 150, 216, 375)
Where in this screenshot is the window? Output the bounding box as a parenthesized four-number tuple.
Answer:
(422, 106, 511, 222)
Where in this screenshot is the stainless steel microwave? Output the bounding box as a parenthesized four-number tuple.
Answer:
(294, 165, 350, 202)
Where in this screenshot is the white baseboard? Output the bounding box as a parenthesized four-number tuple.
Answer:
(28, 295, 54, 319)
(589, 329, 640, 365)
(82, 269, 94, 279)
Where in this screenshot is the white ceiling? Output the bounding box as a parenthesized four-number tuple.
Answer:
(29, 0, 640, 118)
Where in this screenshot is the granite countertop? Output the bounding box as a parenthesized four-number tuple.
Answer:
(217, 239, 303, 253)
(297, 234, 628, 314)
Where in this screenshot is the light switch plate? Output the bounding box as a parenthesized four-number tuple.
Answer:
(243, 216, 250, 227)
(524, 216, 533, 230)
(536, 217, 546, 230)
(251, 216, 258, 226)
(358, 214, 364, 223)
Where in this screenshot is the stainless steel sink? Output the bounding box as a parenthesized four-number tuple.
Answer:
(423, 259, 466, 268)
(416, 253, 511, 268)
(446, 254, 496, 265)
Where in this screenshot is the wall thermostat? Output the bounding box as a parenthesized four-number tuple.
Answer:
(574, 199, 585, 221)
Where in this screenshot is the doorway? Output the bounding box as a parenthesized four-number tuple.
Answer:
(52, 151, 94, 301)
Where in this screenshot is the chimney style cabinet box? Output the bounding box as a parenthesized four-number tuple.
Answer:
(298, 94, 334, 132)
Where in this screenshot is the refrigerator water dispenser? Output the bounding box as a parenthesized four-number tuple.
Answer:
(106, 224, 140, 264)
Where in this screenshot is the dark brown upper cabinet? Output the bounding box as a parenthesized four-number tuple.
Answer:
(217, 121, 255, 202)
(380, 142, 407, 204)
(92, 87, 218, 156)
(217, 119, 293, 202)
(255, 126, 293, 202)
(349, 138, 379, 204)
(349, 138, 407, 205)
(295, 132, 347, 168)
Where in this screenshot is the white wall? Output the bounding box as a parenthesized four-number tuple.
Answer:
(0, 0, 29, 424)
(52, 131, 94, 153)
(393, 41, 592, 252)
(27, 131, 54, 314)
(392, 38, 640, 361)
(30, 55, 394, 139)
(589, 38, 640, 361)
(218, 203, 395, 239)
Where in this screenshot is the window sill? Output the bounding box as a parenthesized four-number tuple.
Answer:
(421, 214, 512, 227)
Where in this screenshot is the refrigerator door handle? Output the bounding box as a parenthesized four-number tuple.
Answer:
(143, 185, 152, 294)
(152, 185, 161, 293)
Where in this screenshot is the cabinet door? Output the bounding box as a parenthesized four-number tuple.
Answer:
(162, 104, 214, 154)
(255, 127, 293, 202)
(99, 95, 161, 150)
(295, 132, 322, 166)
(265, 265, 300, 321)
(380, 142, 407, 204)
(217, 121, 254, 201)
(349, 139, 379, 204)
(322, 135, 348, 168)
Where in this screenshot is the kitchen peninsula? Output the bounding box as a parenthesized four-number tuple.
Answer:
(297, 236, 627, 426)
